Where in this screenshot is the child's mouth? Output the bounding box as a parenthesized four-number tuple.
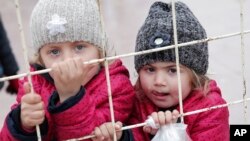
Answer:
(152, 91, 169, 97)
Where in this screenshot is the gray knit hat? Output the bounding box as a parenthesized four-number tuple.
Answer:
(30, 0, 108, 54)
(135, 1, 208, 75)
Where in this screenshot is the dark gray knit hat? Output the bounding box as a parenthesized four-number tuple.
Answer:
(135, 1, 208, 75)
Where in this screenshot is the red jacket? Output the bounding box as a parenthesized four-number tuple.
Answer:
(129, 80, 229, 141)
(1, 59, 135, 141)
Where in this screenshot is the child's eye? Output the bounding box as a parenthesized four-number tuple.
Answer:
(168, 68, 177, 73)
(146, 67, 155, 73)
(49, 49, 60, 56)
(75, 45, 85, 51)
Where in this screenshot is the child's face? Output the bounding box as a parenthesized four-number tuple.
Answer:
(39, 41, 100, 84)
(139, 61, 193, 109)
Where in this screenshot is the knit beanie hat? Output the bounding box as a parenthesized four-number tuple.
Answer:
(134, 1, 208, 75)
(30, 0, 109, 55)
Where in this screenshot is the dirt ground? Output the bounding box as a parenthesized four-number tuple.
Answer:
(0, 0, 250, 128)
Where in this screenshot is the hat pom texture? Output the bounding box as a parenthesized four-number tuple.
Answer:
(135, 1, 208, 75)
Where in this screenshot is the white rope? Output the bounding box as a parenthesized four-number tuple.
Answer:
(239, 0, 248, 123)
(1, 31, 250, 82)
(64, 1, 250, 140)
(2, 1, 249, 141)
(65, 98, 250, 141)
(171, 0, 184, 123)
(97, 0, 117, 141)
(14, 0, 41, 140)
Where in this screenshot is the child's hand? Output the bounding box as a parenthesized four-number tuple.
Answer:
(92, 121, 123, 141)
(50, 57, 92, 102)
(143, 110, 179, 135)
(20, 82, 45, 131)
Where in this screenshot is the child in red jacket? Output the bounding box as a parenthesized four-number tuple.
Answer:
(92, 1, 229, 141)
(0, 0, 135, 140)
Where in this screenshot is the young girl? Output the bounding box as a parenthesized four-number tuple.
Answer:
(0, 0, 135, 140)
(93, 1, 229, 141)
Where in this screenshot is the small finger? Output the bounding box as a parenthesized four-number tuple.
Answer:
(172, 109, 180, 123)
(94, 127, 105, 141)
(24, 116, 45, 127)
(21, 93, 42, 104)
(58, 61, 68, 77)
(106, 123, 116, 138)
(165, 110, 172, 123)
(29, 110, 45, 120)
(50, 63, 60, 79)
(23, 82, 31, 94)
(157, 111, 165, 126)
(150, 128, 158, 135)
(75, 57, 83, 71)
(115, 121, 122, 130)
(66, 59, 77, 78)
(99, 124, 110, 139)
(143, 126, 151, 133)
(115, 121, 123, 139)
(151, 112, 159, 125)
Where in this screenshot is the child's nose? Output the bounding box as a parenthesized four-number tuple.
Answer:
(63, 51, 74, 60)
(154, 73, 167, 86)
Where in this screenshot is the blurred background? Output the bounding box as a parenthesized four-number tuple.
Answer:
(0, 0, 250, 127)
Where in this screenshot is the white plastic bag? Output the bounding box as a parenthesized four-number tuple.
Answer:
(152, 123, 191, 141)
(146, 117, 191, 141)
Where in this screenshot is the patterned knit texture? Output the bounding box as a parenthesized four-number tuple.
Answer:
(30, 0, 106, 53)
(135, 1, 208, 74)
